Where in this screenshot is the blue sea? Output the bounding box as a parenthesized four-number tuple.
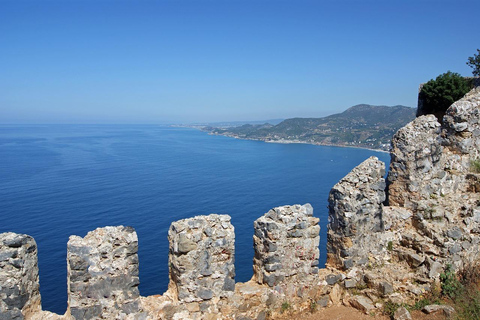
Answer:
(0, 125, 389, 314)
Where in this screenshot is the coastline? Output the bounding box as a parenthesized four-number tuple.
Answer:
(201, 129, 391, 154)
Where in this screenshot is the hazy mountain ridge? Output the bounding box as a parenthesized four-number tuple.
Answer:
(203, 104, 416, 151)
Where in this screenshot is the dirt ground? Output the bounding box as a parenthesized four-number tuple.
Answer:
(274, 305, 449, 320)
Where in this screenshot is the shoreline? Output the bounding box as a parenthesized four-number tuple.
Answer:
(203, 130, 390, 154)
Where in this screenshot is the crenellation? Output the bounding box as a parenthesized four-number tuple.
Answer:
(327, 156, 386, 270)
(0, 232, 41, 320)
(167, 214, 235, 305)
(66, 226, 144, 320)
(252, 204, 320, 295)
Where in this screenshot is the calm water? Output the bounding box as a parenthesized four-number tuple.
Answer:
(0, 125, 389, 314)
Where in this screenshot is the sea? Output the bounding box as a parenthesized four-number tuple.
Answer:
(0, 124, 390, 314)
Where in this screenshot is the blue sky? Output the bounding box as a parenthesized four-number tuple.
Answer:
(1, 0, 478, 124)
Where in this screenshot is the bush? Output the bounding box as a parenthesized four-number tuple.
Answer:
(467, 49, 480, 77)
(470, 158, 480, 173)
(281, 301, 291, 313)
(419, 71, 472, 120)
(441, 264, 464, 299)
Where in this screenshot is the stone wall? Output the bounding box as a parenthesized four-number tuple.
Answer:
(327, 156, 386, 270)
(387, 115, 444, 209)
(0, 233, 41, 320)
(167, 214, 235, 304)
(252, 204, 320, 295)
(66, 226, 144, 320)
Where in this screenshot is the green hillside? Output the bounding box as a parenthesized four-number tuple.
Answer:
(204, 104, 416, 151)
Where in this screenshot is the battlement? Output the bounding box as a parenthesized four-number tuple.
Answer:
(1, 204, 322, 319)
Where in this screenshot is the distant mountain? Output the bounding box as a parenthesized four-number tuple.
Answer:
(202, 104, 416, 151)
(186, 119, 284, 128)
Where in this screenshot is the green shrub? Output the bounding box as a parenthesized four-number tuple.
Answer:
(470, 158, 480, 173)
(412, 297, 440, 310)
(456, 292, 480, 320)
(419, 71, 472, 120)
(467, 49, 480, 77)
(441, 264, 464, 299)
(383, 300, 400, 317)
(281, 301, 291, 313)
(387, 241, 393, 251)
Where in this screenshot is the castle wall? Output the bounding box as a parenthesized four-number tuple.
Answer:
(66, 226, 143, 319)
(327, 156, 386, 270)
(252, 204, 320, 296)
(167, 214, 235, 305)
(0, 233, 41, 320)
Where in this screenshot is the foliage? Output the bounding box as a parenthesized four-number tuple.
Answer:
(281, 301, 291, 313)
(467, 49, 480, 77)
(383, 300, 400, 317)
(309, 300, 317, 313)
(412, 296, 441, 310)
(455, 292, 480, 320)
(452, 263, 480, 320)
(470, 158, 480, 173)
(419, 71, 472, 119)
(437, 263, 480, 320)
(441, 264, 464, 299)
(387, 241, 393, 251)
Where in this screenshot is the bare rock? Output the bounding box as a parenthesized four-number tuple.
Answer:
(422, 304, 455, 317)
(394, 306, 412, 320)
(349, 295, 374, 314)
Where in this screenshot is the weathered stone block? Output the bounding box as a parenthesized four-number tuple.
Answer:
(168, 214, 235, 303)
(394, 306, 412, 320)
(0, 232, 41, 319)
(67, 226, 142, 319)
(349, 295, 374, 314)
(253, 204, 320, 293)
(327, 157, 386, 270)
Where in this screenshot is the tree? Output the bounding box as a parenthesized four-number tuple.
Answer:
(466, 49, 480, 76)
(419, 71, 471, 119)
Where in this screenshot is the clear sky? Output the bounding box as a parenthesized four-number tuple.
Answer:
(1, 0, 478, 124)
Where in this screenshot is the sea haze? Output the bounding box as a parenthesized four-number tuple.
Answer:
(0, 125, 390, 314)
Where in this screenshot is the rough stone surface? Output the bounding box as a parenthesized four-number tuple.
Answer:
(67, 226, 143, 319)
(0, 232, 41, 320)
(349, 295, 374, 314)
(168, 214, 235, 303)
(393, 306, 412, 320)
(327, 156, 386, 270)
(422, 304, 455, 316)
(253, 204, 320, 296)
(388, 115, 443, 209)
(321, 87, 480, 304)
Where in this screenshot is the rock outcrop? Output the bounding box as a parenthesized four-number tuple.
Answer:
(325, 86, 480, 305)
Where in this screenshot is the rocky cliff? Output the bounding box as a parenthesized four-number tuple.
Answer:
(1, 86, 480, 319)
